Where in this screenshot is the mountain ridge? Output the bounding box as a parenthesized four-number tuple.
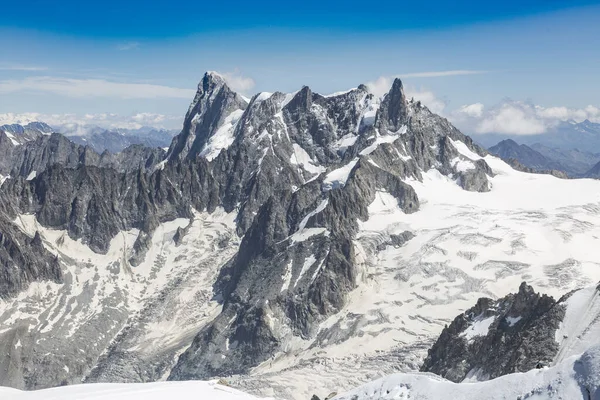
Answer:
(0, 72, 599, 400)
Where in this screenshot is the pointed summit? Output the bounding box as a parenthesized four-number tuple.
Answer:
(375, 78, 409, 133)
(201, 71, 228, 91)
(167, 72, 248, 161)
(284, 85, 312, 112)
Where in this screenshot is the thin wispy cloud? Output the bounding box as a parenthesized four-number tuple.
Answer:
(400, 70, 488, 78)
(0, 76, 195, 99)
(0, 64, 48, 71)
(117, 41, 140, 51)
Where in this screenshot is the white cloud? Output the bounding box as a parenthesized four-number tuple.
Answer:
(365, 76, 394, 98)
(117, 42, 140, 51)
(405, 88, 447, 115)
(219, 70, 255, 93)
(0, 112, 183, 131)
(0, 76, 195, 99)
(451, 101, 600, 135)
(456, 103, 484, 118)
(475, 104, 546, 135)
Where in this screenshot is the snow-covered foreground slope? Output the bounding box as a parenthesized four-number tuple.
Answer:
(230, 149, 600, 400)
(333, 345, 600, 400)
(555, 285, 600, 364)
(2, 347, 599, 400)
(0, 381, 267, 400)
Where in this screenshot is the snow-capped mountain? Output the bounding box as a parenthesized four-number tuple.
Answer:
(0, 121, 54, 145)
(1, 72, 600, 400)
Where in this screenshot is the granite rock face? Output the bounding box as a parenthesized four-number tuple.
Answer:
(0, 216, 62, 299)
(0, 122, 53, 145)
(421, 282, 565, 382)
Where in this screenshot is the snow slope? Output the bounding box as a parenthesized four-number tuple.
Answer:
(333, 345, 600, 400)
(0, 381, 267, 400)
(555, 285, 600, 364)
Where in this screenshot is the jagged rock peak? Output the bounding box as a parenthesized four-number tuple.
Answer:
(421, 282, 564, 382)
(167, 72, 248, 161)
(375, 78, 408, 133)
(285, 85, 312, 111)
(203, 70, 228, 86)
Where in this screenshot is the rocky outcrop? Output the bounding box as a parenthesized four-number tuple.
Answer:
(421, 282, 565, 382)
(0, 216, 62, 298)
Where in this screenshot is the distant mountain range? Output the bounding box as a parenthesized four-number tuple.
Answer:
(488, 138, 600, 178)
(488, 139, 563, 172)
(475, 120, 600, 152)
(66, 126, 177, 154)
(0, 121, 177, 154)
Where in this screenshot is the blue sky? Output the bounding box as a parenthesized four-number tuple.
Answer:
(1, 0, 599, 135)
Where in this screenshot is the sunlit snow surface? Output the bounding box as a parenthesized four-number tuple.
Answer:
(0, 381, 267, 400)
(332, 345, 600, 400)
(1, 347, 599, 400)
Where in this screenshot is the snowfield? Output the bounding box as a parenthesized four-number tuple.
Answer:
(332, 345, 600, 400)
(0, 381, 268, 400)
